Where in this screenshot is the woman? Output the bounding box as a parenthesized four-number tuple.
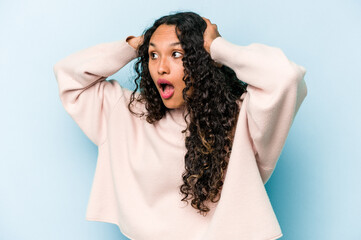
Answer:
(54, 11, 307, 240)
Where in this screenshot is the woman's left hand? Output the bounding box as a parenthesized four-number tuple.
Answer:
(202, 17, 221, 54)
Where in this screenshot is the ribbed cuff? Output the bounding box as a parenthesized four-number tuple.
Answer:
(210, 37, 240, 67)
(123, 36, 138, 58)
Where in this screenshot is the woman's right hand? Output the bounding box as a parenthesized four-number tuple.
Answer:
(126, 35, 144, 50)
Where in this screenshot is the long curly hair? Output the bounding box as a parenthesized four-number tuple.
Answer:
(127, 11, 248, 216)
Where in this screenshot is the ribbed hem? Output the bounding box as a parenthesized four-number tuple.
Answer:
(86, 216, 283, 240)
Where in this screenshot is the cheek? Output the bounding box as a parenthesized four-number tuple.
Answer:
(175, 66, 185, 85)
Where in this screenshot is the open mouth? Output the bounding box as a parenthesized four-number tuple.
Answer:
(160, 83, 171, 91)
(160, 83, 166, 91)
(157, 80, 175, 99)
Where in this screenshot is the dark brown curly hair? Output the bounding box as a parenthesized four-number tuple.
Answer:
(127, 11, 248, 216)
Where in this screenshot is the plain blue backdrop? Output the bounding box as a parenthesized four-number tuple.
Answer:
(0, 0, 360, 239)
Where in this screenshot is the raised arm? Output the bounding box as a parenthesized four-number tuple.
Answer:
(210, 37, 307, 184)
(53, 38, 138, 146)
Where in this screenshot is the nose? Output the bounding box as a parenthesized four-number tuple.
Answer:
(157, 57, 170, 75)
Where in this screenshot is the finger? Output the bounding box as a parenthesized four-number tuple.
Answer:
(202, 17, 211, 24)
(204, 18, 216, 28)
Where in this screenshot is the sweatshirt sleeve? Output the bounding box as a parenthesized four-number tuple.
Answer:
(210, 37, 307, 184)
(53, 38, 138, 146)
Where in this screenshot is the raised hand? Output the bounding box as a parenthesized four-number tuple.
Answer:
(202, 17, 221, 54)
(126, 35, 144, 50)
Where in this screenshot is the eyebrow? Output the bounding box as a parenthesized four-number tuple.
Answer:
(149, 42, 181, 47)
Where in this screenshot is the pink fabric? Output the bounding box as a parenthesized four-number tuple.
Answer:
(53, 36, 307, 240)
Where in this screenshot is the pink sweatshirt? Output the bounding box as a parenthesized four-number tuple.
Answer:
(53, 36, 307, 240)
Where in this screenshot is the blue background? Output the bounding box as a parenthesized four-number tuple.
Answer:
(1, 0, 360, 239)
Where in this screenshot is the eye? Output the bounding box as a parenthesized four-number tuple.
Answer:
(150, 52, 158, 59)
(172, 51, 183, 58)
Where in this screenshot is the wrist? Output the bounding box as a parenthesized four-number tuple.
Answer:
(205, 36, 222, 54)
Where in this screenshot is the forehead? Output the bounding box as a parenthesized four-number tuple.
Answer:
(149, 24, 179, 45)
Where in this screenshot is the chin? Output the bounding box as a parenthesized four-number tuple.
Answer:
(163, 100, 184, 110)
(164, 103, 177, 109)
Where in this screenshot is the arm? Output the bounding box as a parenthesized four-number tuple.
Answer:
(210, 37, 307, 184)
(53, 38, 138, 146)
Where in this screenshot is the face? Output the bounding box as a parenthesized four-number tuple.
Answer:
(148, 24, 192, 109)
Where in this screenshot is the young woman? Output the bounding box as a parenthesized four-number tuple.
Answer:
(54, 11, 307, 240)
